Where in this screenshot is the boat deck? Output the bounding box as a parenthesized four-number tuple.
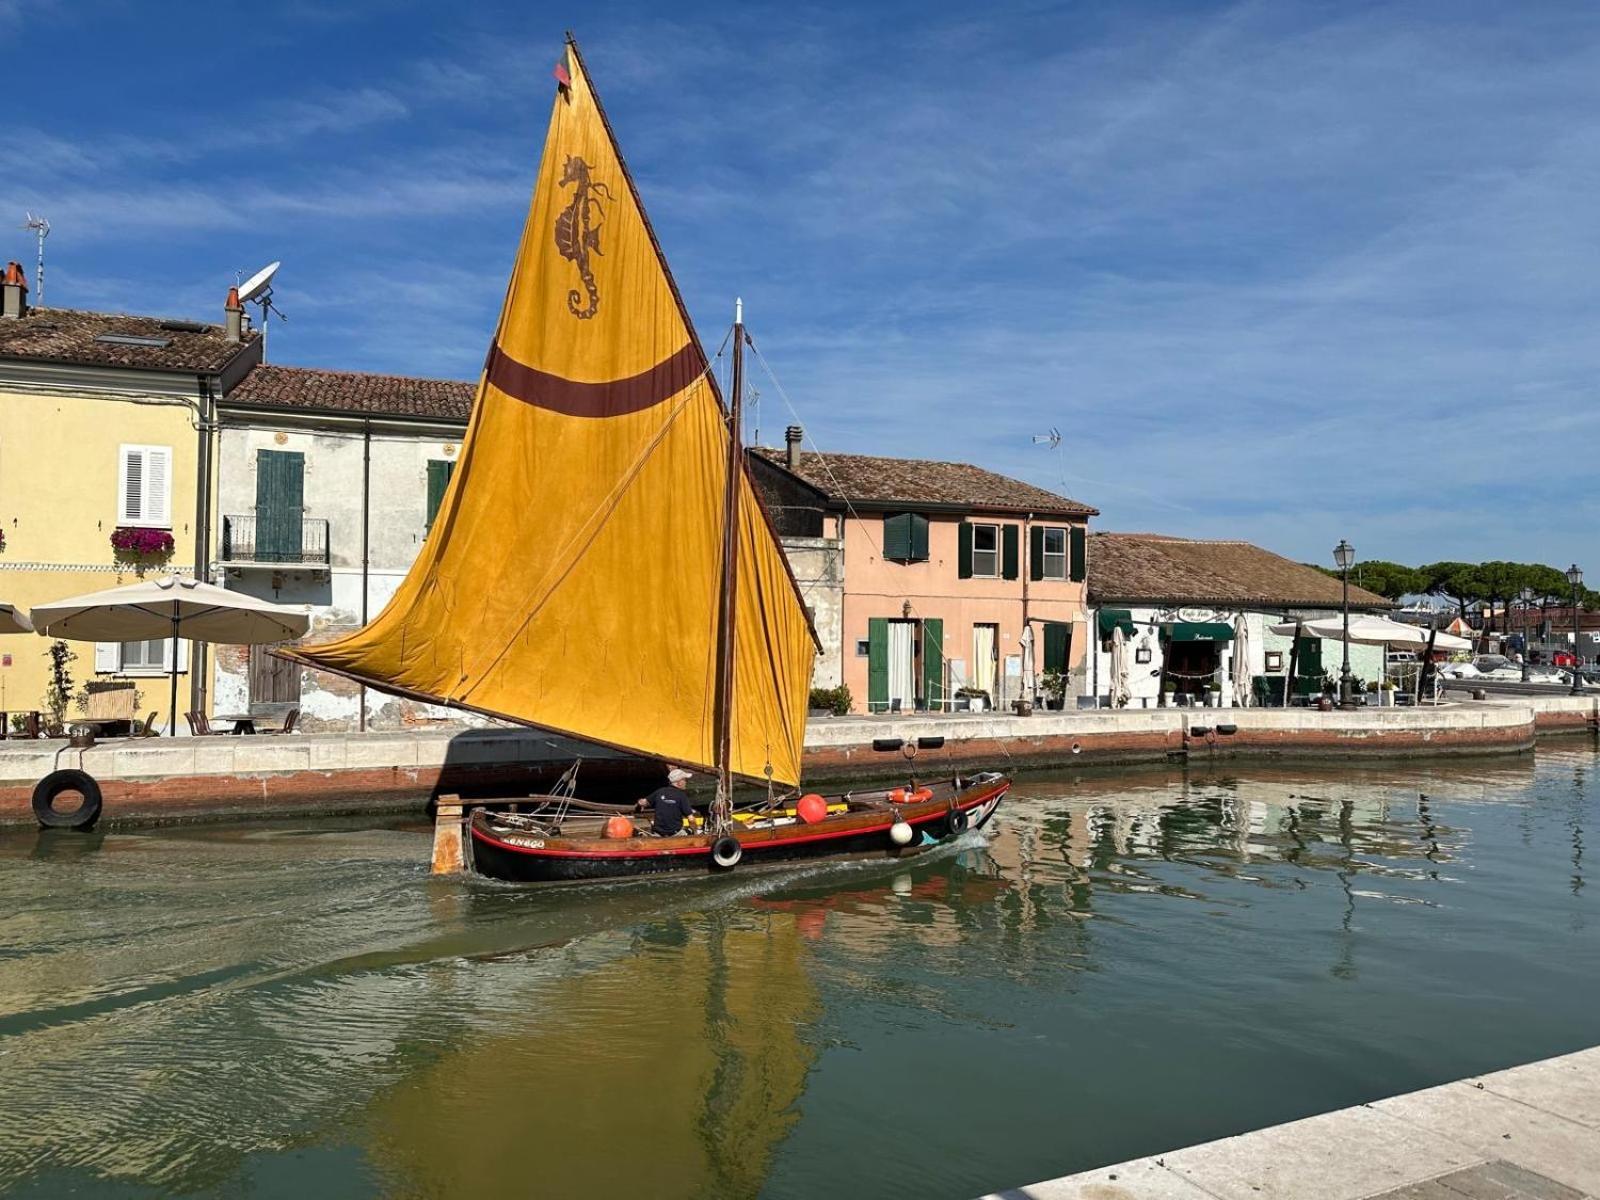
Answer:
(983, 1045, 1600, 1200)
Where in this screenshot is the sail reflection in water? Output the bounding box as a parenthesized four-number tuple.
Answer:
(0, 752, 1595, 1199)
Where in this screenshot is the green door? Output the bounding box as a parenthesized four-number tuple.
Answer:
(1292, 636, 1324, 695)
(921, 618, 944, 709)
(1043, 622, 1071, 674)
(255, 450, 304, 563)
(867, 618, 889, 713)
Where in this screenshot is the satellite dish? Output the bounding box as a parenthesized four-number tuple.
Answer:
(237, 261, 280, 304)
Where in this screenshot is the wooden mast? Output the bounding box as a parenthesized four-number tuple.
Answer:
(711, 298, 747, 827)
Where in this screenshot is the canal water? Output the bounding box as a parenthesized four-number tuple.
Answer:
(1, 749, 1596, 1199)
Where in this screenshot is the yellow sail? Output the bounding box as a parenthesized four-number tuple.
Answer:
(283, 40, 815, 786)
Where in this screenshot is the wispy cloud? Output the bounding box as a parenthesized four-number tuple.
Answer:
(6, 0, 1600, 567)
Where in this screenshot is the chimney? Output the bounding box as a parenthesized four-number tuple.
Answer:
(785, 424, 803, 470)
(224, 286, 244, 343)
(2, 262, 28, 320)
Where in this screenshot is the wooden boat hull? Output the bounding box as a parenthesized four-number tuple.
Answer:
(468, 773, 1009, 885)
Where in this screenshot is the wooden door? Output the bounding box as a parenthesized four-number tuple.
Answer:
(249, 643, 302, 705)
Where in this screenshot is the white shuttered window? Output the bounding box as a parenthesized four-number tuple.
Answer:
(118, 445, 172, 527)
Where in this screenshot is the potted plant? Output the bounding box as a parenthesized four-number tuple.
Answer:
(110, 526, 175, 564)
(807, 685, 853, 718)
(1161, 680, 1177, 708)
(1204, 681, 1221, 707)
(1379, 679, 1397, 707)
(1040, 671, 1067, 711)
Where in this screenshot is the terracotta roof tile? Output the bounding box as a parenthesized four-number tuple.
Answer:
(226, 364, 475, 421)
(1088, 533, 1391, 609)
(749, 447, 1096, 517)
(0, 306, 258, 374)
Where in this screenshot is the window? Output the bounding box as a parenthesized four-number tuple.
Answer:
(426, 459, 456, 531)
(971, 523, 999, 577)
(120, 639, 169, 671)
(96, 638, 187, 675)
(882, 512, 929, 563)
(1041, 527, 1067, 579)
(118, 445, 173, 527)
(855, 638, 871, 657)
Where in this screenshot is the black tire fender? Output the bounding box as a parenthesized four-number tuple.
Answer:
(710, 835, 742, 870)
(945, 807, 970, 836)
(33, 769, 103, 830)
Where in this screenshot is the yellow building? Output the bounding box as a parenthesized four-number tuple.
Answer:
(0, 265, 259, 731)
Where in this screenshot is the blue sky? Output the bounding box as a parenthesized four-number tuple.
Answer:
(3, 0, 1598, 568)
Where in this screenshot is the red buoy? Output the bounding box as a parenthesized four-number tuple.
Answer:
(603, 815, 635, 839)
(797, 793, 828, 824)
(888, 787, 907, 805)
(911, 787, 934, 803)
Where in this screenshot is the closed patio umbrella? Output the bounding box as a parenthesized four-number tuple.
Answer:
(1232, 616, 1253, 707)
(1, 601, 32, 635)
(1267, 615, 1470, 651)
(31, 575, 309, 735)
(1109, 625, 1130, 707)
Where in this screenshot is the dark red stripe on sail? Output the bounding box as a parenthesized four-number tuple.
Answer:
(484, 341, 702, 417)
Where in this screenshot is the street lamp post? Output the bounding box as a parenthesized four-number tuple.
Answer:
(1520, 585, 1535, 682)
(1566, 564, 1584, 696)
(1334, 539, 1355, 708)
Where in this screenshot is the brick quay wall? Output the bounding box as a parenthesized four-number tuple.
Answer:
(0, 699, 1593, 828)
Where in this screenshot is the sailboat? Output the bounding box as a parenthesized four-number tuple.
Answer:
(279, 36, 1009, 884)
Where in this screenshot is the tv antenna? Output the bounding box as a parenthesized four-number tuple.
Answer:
(1031, 427, 1061, 449)
(236, 261, 285, 356)
(21, 213, 49, 306)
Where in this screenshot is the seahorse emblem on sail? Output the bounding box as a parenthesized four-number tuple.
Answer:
(553, 155, 614, 320)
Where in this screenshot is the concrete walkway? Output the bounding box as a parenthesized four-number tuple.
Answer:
(985, 1046, 1600, 1200)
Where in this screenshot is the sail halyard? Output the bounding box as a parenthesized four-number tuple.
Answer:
(277, 37, 817, 788)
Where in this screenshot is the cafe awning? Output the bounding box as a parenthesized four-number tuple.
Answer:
(1097, 609, 1137, 638)
(1168, 621, 1234, 643)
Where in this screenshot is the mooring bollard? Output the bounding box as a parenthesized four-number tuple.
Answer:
(431, 794, 467, 875)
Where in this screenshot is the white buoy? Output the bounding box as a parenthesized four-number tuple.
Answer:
(890, 820, 914, 846)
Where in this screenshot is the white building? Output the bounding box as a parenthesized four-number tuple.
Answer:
(211, 365, 476, 730)
(1084, 534, 1392, 708)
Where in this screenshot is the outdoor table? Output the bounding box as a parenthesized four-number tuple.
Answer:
(213, 714, 258, 735)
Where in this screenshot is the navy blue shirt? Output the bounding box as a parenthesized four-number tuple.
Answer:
(643, 785, 694, 835)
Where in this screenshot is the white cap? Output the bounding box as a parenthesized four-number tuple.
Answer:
(667, 767, 692, 785)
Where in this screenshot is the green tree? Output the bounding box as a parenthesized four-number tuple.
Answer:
(1418, 561, 1484, 620)
(1349, 560, 1424, 601)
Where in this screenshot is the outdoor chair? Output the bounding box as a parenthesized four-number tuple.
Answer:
(279, 708, 299, 735)
(135, 712, 160, 738)
(185, 711, 227, 737)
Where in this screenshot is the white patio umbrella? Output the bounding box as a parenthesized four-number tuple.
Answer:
(1232, 616, 1253, 707)
(32, 575, 310, 735)
(1, 601, 32, 635)
(1109, 626, 1130, 707)
(1019, 624, 1036, 703)
(1267, 615, 1471, 651)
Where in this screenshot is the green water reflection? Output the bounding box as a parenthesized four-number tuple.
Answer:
(0, 750, 1595, 1198)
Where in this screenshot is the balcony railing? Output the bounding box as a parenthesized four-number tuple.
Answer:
(221, 514, 330, 566)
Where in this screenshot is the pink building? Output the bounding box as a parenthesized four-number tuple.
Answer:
(750, 436, 1096, 714)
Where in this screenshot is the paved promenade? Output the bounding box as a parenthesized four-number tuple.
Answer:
(985, 1046, 1600, 1200)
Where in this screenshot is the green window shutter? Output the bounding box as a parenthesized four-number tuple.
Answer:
(1069, 526, 1087, 582)
(883, 513, 910, 561)
(867, 618, 889, 712)
(1044, 622, 1071, 674)
(958, 522, 973, 579)
(1030, 526, 1045, 582)
(1002, 524, 1019, 580)
(922, 617, 944, 708)
(254, 449, 305, 563)
(426, 460, 455, 531)
(910, 513, 929, 562)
